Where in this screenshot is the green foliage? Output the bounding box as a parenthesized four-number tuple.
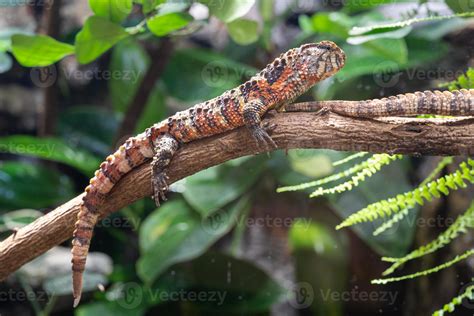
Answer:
(444, 67, 474, 90)
(278, 154, 402, 197)
(337, 159, 474, 229)
(75, 16, 129, 64)
(433, 284, 474, 316)
(227, 19, 259, 45)
(349, 12, 474, 36)
(0, 135, 101, 175)
(372, 249, 474, 284)
(89, 0, 133, 23)
(146, 12, 193, 36)
(381, 200, 474, 275)
(332, 152, 368, 166)
(11, 34, 74, 67)
(199, 0, 255, 22)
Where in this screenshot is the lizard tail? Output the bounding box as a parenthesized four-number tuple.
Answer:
(285, 89, 474, 117)
(71, 132, 158, 307)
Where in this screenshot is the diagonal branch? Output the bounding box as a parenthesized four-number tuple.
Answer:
(1, 109, 474, 280)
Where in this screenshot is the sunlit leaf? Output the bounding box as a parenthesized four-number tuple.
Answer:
(75, 16, 129, 64)
(89, 0, 133, 23)
(227, 19, 259, 45)
(11, 34, 74, 67)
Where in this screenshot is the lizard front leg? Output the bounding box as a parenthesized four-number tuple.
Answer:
(151, 134, 179, 206)
(243, 99, 277, 151)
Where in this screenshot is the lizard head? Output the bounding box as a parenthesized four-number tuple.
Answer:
(295, 41, 346, 83)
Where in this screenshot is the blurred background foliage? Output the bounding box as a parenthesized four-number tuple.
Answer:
(0, 0, 473, 315)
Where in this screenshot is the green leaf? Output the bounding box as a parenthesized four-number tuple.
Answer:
(0, 209, 43, 232)
(310, 12, 351, 38)
(89, 0, 133, 23)
(147, 12, 192, 36)
(287, 149, 333, 178)
(200, 0, 255, 22)
(227, 19, 259, 45)
(109, 40, 167, 132)
(11, 34, 74, 67)
(446, 0, 474, 13)
(0, 135, 101, 176)
(77, 301, 145, 316)
(137, 198, 245, 284)
(75, 16, 129, 64)
(347, 27, 412, 44)
(0, 162, 74, 210)
(183, 157, 265, 217)
(176, 252, 287, 313)
(57, 106, 119, 157)
(140, 0, 164, 13)
(349, 12, 474, 36)
(162, 48, 257, 102)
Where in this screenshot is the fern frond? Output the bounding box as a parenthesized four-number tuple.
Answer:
(372, 249, 474, 284)
(277, 153, 392, 193)
(433, 284, 474, 316)
(380, 201, 474, 275)
(332, 152, 368, 167)
(373, 208, 410, 236)
(310, 154, 402, 197)
(372, 157, 454, 236)
(336, 159, 474, 229)
(421, 157, 454, 185)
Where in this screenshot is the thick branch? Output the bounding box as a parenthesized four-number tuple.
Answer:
(1, 110, 474, 280)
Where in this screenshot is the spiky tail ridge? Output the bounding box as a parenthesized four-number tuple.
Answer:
(285, 89, 474, 117)
(71, 126, 163, 307)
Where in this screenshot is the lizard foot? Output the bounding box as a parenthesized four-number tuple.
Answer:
(152, 172, 169, 207)
(251, 125, 277, 152)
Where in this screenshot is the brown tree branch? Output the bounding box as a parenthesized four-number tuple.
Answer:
(1, 110, 474, 280)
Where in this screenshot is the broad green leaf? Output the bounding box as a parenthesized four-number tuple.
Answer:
(287, 149, 333, 178)
(347, 27, 412, 44)
(343, 0, 407, 13)
(75, 16, 129, 64)
(200, 0, 255, 22)
(446, 0, 474, 13)
(0, 162, 74, 210)
(227, 19, 259, 45)
(183, 157, 265, 217)
(109, 40, 167, 133)
(137, 198, 246, 284)
(311, 12, 351, 38)
(11, 34, 74, 67)
(0, 209, 43, 232)
(147, 12, 192, 36)
(173, 252, 287, 313)
(0, 28, 32, 52)
(58, 106, 119, 157)
(89, 0, 133, 23)
(349, 12, 474, 36)
(0, 135, 101, 175)
(162, 48, 257, 102)
(363, 38, 408, 64)
(77, 301, 145, 316)
(0, 52, 12, 73)
(140, 0, 164, 13)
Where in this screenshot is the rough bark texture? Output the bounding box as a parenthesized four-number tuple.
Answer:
(1, 110, 474, 280)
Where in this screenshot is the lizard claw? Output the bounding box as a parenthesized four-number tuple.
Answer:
(251, 125, 277, 152)
(152, 172, 169, 207)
